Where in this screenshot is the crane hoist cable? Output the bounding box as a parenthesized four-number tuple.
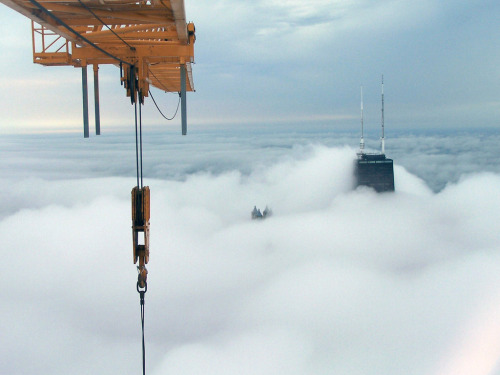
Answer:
(25, 2, 173, 372)
(28, 2, 156, 371)
(138, 282, 147, 375)
(129, 67, 149, 375)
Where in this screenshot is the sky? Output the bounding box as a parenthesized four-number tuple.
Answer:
(0, 0, 499, 133)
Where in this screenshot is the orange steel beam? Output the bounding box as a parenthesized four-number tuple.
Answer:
(1, 0, 195, 94)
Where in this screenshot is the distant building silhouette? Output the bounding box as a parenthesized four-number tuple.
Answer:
(251, 205, 272, 220)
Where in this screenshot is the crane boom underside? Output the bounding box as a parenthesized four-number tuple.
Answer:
(1, 0, 195, 93)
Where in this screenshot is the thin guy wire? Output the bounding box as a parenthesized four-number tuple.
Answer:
(148, 68, 171, 92)
(28, 0, 132, 67)
(76, 0, 136, 51)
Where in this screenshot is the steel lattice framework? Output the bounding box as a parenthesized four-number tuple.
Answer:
(1, 0, 195, 94)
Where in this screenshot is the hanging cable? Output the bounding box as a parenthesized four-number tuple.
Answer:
(149, 89, 181, 121)
(134, 99, 140, 188)
(31, 1, 152, 372)
(133, 83, 148, 375)
(139, 92, 144, 188)
(137, 281, 147, 375)
(130, 66, 144, 188)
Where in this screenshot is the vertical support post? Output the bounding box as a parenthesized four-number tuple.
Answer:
(93, 64, 101, 135)
(180, 64, 187, 135)
(31, 21, 36, 63)
(82, 65, 89, 138)
(359, 86, 364, 153)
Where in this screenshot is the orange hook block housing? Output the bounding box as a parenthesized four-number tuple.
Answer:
(132, 186, 150, 266)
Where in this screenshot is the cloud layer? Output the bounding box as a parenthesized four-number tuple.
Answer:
(2, 133, 500, 374)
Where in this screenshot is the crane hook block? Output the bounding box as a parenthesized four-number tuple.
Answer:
(132, 186, 150, 265)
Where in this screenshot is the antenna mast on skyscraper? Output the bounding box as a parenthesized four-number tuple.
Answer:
(381, 75, 385, 155)
(360, 86, 365, 153)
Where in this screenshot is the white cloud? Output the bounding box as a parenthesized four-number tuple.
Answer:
(2, 135, 500, 374)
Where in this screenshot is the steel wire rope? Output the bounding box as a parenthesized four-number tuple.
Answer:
(137, 282, 147, 375)
(134, 90, 146, 375)
(27, 0, 132, 66)
(139, 94, 144, 188)
(134, 92, 147, 375)
(30, 1, 148, 372)
(141, 290, 146, 375)
(149, 89, 181, 121)
(134, 99, 140, 188)
(76, 0, 136, 51)
(133, 91, 145, 188)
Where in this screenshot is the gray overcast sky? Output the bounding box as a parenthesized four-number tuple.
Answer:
(0, 0, 499, 133)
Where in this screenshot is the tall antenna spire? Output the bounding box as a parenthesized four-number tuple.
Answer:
(381, 75, 385, 155)
(360, 85, 365, 153)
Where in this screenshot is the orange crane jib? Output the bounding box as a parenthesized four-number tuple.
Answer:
(0, 0, 196, 136)
(1, 0, 195, 93)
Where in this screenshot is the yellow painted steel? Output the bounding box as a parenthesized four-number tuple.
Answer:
(1, 0, 195, 95)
